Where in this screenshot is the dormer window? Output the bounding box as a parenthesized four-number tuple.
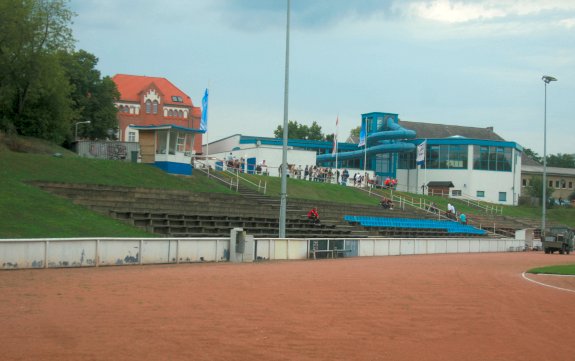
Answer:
(145, 100, 151, 114)
(171, 95, 183, 103)
(153, 100, 159, 114)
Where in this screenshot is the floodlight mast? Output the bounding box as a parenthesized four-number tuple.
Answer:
(541, 75, 557, 241)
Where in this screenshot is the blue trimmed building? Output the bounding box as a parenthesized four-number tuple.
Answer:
(203, 112, 523, 205)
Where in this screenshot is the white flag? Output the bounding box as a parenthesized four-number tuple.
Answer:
(416, 140, 426, 165)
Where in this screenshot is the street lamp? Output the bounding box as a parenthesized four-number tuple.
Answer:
(75, 120, 91, 140)
(541, 75, 557, 241)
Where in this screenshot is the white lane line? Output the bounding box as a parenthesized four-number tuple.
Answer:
(522, 272, 575, 294)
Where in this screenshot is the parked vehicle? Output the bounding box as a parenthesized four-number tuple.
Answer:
(542, 227, 574, 254)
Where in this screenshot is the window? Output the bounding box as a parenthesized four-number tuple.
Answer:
(153, 100, 158, 114)
(179, 110, 183, 118)
(424, 144, 468, 169)
(473, 146, 512, 171)
(477, 191, 485, 198)
(168, 110, 173, 117)
(168, 130, 177, 155)
(176, 132, 185, 153)
(549, 180, 553, 187)
(555, 180, 560, 188)
(522, 179, 527, 187)
(118, 105, 124, 112)
(499, 192, 507, 202)
(561, 179, 566, 189)
(452, 190, 462, 196)
(156, 130, 167, 154)
(145, 100, 151, 114)
(128, 131, 136, 142)
(570, 181, 573, 189)
(171, 95, 183, 102)
(398, 152, 415, 169)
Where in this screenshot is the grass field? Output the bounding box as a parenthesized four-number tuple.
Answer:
(1, 133, 574, 238)
(527, 264, 575, 275)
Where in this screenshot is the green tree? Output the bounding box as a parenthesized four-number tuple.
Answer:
(0, 0, 75, 143)
(527, 176, 555, 206)
(546, 153, 575, 168)
(274, 120, 326, 140)
(58, 50, 120, 140)
(350, 126, 361, 139)
(523, 148, 541, 163)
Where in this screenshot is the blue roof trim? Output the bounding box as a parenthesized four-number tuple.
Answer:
(239, 136, 357, 151)
(131, 124, 205, 134)
(411, 138, 521, 150)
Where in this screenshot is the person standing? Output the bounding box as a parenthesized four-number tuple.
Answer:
(459, 213, 467, 225)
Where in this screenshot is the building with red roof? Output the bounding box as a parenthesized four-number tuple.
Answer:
(112, 74, 203, 154)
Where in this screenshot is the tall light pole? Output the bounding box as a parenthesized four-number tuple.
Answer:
(279, 0, 290, 238)
(541, 75, 557, 240)
(75, 120, 91, 140)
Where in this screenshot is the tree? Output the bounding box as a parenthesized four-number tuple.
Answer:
(522, 148, 541, 163)
(546, 153, 575, 168)
(527, 176, 555, 206)
(0, 0, 76, 143)
(274, 120, 326, 140)
(58, 50, 120, 140)
(350, 126, 361, 139)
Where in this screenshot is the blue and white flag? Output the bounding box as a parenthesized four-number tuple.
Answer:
(358, 120, 366, 147)
(416, 140, 427, 165)
(200, 88, 208, 132)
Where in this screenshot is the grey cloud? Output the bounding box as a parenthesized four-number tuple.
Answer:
(218, 0, 401, 31)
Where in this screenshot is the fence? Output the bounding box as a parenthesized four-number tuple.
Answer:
(0, 236, 526, 270)
(76, 141, 140, 162)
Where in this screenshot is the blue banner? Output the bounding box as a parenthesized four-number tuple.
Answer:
(200, 88, 208, 132)
(358, 120, 366, 147)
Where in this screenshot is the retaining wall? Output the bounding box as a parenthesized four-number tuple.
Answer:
(0, 237, 526, 270)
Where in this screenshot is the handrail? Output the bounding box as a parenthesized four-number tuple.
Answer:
(458, 194, 503, 215)
(193, 156, 267, 194)
(193, 163, 237, 190)
(355, 185, 510, 238)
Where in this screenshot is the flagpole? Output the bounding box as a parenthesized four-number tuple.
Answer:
(334, 115, 339, 184)
(363, 117, 367, 186)
(279, 0, 290, 238)
(424, 139, 427, 195)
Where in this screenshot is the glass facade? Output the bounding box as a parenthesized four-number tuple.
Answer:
(473, 145, 512, 172)
(424, 144, 468, 169)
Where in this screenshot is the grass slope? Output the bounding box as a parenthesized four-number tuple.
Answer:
(0, 142, 232, 238)
(1, 134, 573, 238)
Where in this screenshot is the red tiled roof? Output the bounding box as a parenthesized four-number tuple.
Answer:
(112, 74, 194, 107)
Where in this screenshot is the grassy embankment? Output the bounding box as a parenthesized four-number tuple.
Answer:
(1, 133, 573, 238)
(0, 135, 232, 238)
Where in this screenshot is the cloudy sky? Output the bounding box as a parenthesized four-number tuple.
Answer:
(69, 0, 574, 155)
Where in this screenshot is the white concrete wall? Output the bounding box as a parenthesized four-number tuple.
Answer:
(203, 135, 241, 155)
(396, 148, 522, 205)
(1, 237, 525, 270)
(207, 146, 317, 177)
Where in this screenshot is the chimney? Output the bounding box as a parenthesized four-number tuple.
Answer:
(486, 126, 494, 132)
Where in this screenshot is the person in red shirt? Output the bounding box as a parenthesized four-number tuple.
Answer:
(307, 207, 320, 224)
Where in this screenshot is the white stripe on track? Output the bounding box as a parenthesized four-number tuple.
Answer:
(521, 272, 575, 294)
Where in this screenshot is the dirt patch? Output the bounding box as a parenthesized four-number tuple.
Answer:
(1, 253, 574, 361)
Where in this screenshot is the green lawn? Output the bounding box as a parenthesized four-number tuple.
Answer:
(527, 264, 575, 275)
(1, 133, 573, 238)
(0, 146, 232, 238)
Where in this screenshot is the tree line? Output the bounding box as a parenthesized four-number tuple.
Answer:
(0, 0, 118, 146)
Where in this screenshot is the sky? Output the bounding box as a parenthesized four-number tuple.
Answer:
(69, 0, 575, 155)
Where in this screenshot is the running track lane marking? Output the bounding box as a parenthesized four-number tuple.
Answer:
(521, 272, 575, 294)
